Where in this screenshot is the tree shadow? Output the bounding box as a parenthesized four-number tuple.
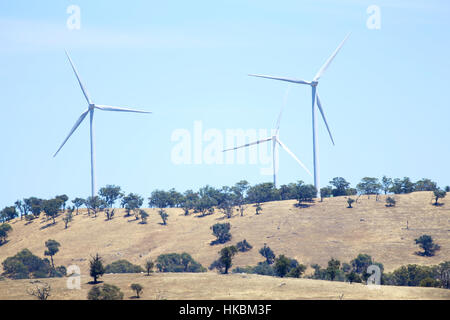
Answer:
(432, 203, 444, 207)
(40, 222, 56, 230)
(87, 280, 104, 285)
(0, 240, 10, 247)
(294, 203, 313, 209)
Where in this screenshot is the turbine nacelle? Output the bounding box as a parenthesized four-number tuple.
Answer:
(310, 81, 319, 87)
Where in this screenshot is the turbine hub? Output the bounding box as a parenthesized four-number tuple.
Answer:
(311, 81, 319, 87)
(89, 104, 95, 110)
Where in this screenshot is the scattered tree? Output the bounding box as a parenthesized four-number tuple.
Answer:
(139, 209, 149, 224)
(381, 176, 393, 194)
(254, 202, 262, 215)
(356, 177, 382, 199)
(99, 185, 123, 208)
(72, 198, 85, 215)
(159, 209, 168, 225)
(415, 235, 440, 257)
(385, 196, 396, 207)
(0, 223, 12, 245)
(89, 253, 105, 284)
(320, 186, 333, 201)
(130, 283, 143, 298)
(63, 211, 73, 229)
(326, 258, 341, 281)
(44, 240, 60, 269)
(347, 198, 355, 208)
(259, 244, 275, 264)
(236, 239, 252, 252)
(433, 189, 446, 206)
(144, 260, 154, 276)
(214, 246, 238, 274)
(42, 199, 61, 224)
(211, 222, 231, 245)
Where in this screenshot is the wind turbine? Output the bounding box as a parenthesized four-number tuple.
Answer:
(249, 33, 350, 196)
(223, 89, 312, 188)
(54, 51, 151, 198)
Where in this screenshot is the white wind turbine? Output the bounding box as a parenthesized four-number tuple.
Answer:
(249, 33, 350, 196)
(223, 89, 312, 188)
(54, 51, 151, 198)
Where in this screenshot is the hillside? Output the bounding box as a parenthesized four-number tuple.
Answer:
(0, 191, 449, 299)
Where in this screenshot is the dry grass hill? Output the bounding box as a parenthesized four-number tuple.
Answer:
(0, 191, 449, 300)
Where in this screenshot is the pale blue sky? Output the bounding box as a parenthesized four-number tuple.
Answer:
(1, 0, 449, 208)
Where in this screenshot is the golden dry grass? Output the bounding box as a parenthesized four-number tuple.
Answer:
(1, 273, 449, 300)
(0, 191, 449, 300)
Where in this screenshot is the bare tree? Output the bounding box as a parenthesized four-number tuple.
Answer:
(27, 282, 51, 300)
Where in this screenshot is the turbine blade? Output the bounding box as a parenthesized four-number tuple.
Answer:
(95, 105, 152, 114)
(65, 50, 92, 104)
(316, 92, 335, 146)
(53, 109, 89, 157)
(275, 86, 291, 134)
(276, 138, 313, 177)
(249, 74, 311, 85)
(223, 137, 272, 152)
(313, 33, 351, 82)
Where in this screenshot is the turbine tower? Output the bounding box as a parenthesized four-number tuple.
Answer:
(223, 91, 312, 188)
(249, 33, 350, 196)
(54, 51, 152, 198)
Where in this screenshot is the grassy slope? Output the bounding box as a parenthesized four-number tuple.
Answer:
(0, 191, 449, 299)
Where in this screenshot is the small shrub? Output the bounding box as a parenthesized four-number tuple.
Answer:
(130, 283, 143, 298)
(87, 283, 124, 300)
(236, 239, 252, 252)
(347, 198, 355, 208)
(385, 197, 396, 207)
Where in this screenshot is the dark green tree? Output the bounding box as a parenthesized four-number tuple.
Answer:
(217, 246, 238, 274)
(0, 223, 12, 244)
(415, 235, 440, 257)
(211, 222, 231, 244)
(329, 177, 351, 197)
(236, 239, 252, 252)
(89, 253, 105, 284)
(42, 199, 62, 224)
(71, 198, 85, 215)
(347, 198, 355, 208)
(87, 283, 123, 300)
(433, 189, 446, 206)
(381, 176, 393, 194)
(99, 185, 123, 208)
(130, 283, 143, 298)
(144, 259, 154, 276)
(356, 177, 382, 198)
(259, 244, 275, 264)
(44, 239, 60, 269)
(326, 258, 341, 281)
(274, 255, 291, 277)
